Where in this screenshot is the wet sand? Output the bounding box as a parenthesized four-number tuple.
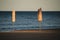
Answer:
(0, 29, 60, 40)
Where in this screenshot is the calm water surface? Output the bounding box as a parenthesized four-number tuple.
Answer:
(0, 11, 60, 32)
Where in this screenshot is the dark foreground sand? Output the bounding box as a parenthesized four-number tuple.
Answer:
(0, 29, 60, 40)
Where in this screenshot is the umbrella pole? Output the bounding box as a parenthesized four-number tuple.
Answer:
(38, 22, 42, 30)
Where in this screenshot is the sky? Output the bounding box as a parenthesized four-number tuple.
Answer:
(0, 0, 60, 11)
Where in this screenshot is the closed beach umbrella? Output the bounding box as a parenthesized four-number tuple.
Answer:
(38, 8, 42, 22)
(12, 9, 16, 23)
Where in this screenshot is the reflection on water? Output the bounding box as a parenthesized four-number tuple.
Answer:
(0, 11, 60, 32)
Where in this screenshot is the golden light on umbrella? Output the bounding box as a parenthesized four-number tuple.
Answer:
(38, 8, 42, 22)
(12, 9, 16, 23)
(12, 9, 16, 31)
(38, 8, 42, 30)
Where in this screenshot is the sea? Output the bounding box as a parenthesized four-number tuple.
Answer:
(0, 11, 60, 32)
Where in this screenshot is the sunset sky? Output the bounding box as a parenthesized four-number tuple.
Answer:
(0, 0, 60, 11)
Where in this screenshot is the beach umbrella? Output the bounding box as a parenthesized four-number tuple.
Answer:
(12, 9, 16, 23)
(38, 8, 42, 22)
(38, 8, 42, 29)
(12, 9, 16, 30)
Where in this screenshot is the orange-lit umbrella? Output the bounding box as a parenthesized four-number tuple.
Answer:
(38, 8, 42, 22)
(12, 9, 16, 23)
(38, 8, 42, 30)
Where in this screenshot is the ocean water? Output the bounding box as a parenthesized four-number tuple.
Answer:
(0, 11, 60, 32)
